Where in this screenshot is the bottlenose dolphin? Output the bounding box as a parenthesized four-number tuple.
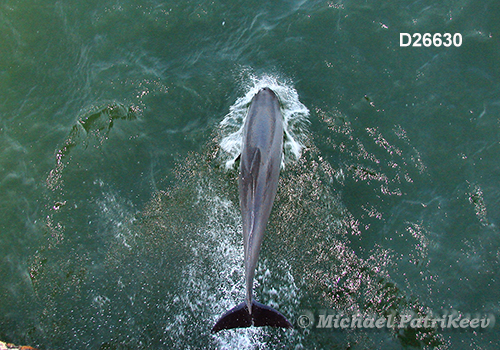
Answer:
(212, 87, 293, 332)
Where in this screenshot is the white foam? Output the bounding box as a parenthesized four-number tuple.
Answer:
(219, 74, 309, 169)
(94, 179, 138, 249)
(160, 179, 302, 348)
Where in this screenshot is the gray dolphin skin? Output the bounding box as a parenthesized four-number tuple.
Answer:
(212, 87, 293, 332)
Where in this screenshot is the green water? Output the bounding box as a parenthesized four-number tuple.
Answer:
(1, 0, 499, 349)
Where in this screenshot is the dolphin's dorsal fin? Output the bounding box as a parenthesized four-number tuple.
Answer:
(249, 148, 261, 174)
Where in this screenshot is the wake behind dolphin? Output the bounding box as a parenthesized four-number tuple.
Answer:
(212, 87, 293, 332)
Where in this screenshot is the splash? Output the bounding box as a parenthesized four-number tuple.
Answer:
(140, 171, 303, 348)
(218, 75, 309, 169)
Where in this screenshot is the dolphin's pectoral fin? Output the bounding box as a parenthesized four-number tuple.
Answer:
(211, 301, 292, 333)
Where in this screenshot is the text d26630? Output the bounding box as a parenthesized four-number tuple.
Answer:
(400, 33, 462, 47)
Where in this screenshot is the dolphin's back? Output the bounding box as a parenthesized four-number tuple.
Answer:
(240, 88, 283, 302)
(242, 87, 283, 161)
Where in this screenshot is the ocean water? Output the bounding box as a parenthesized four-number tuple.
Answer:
(1, 0, 499, 349)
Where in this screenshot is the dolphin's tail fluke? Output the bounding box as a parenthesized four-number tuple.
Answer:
(211, 300, 293, 333)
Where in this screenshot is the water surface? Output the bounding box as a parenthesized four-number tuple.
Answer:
(1, 0, 499, 349)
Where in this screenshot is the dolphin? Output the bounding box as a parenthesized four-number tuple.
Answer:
(212, 87, 293, 333)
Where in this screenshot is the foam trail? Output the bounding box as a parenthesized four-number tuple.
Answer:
(168, 181, 268, 348)
(219, 75, 309, 169)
